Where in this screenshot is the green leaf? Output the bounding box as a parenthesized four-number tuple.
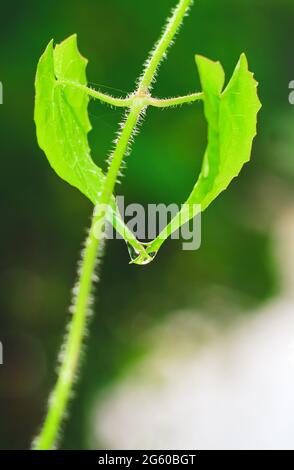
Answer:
(136, 53, 261, 263)
(34, 35, 104, 204)
(187, 53, 261, 210)
(35, 39, 261, 265)
(35, 36, 149, 260)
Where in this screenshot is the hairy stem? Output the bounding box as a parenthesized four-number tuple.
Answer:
(101, 104, 145, 206)
(33, 213, 102, 450)
(33, 0, 193, 450)
(57, 79, 133, 107)
(58, 79, 203, 109)
(138, 0, 193, 92)
(33, 105, 145, 451)
(149, 92, 203, 107)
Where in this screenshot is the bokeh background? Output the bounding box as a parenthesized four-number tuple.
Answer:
(0, 0, 294, 450)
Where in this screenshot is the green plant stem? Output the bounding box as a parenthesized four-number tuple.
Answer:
(58, 79, 203, 109)
(34, 213, 102, 450)
(33, 0, 193, 450)
(57, 79, 133, 107)
(33, 103, 144, 451)
(100, 104, 145, 207)
(138, 0, 193, 93)
(149, 92, 203, 107)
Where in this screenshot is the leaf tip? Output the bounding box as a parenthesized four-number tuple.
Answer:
(240, 53, 262, 111)
(195, 54, 221, 67)
(56, 34, 88, 67)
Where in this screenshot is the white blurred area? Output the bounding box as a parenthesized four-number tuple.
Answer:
(91, 208, 294, 450)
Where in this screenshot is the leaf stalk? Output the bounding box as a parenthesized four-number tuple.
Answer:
(57, 79, 203, 109)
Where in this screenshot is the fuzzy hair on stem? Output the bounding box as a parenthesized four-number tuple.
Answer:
(33, 0, 194, 450)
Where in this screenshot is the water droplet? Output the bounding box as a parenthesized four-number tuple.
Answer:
(126, 242, 140, 260)
(126, 241, 157, 266)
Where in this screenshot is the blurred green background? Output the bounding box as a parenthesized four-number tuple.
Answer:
(0, 0, 293, 449)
